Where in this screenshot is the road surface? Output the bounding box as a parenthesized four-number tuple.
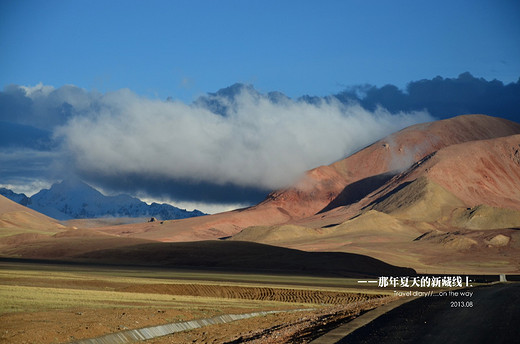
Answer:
(337, 283, 520, 344)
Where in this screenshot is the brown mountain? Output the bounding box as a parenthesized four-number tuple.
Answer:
(259, 114, 520, 218)
(232, 116, 520, 273)
(0, 194, 65, 233)
(93, 115, 520, 245)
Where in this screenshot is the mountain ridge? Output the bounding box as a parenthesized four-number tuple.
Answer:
(1, 179, 205, 221)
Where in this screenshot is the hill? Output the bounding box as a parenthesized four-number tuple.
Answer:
(0, 239, 415, 278)
(258, 114, 520, 219)
(0, 194, 65, 234)
(232, 124, 520, 273)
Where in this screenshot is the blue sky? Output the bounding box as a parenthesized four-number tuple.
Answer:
(1, 0, 519, 102)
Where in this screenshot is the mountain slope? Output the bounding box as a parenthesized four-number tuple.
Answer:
(0, 194, 65, 232)
(232, 131, 520, 273)
(369, 176, 466, 222)
(255, 114, 520, 219)
(408, 134, 520, 211)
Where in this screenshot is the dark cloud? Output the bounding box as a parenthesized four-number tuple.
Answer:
(0, 83, 98, 130)
(81, 172, 270, 205)
(0, 121, 53, 150)
(334, 72, 520, 122)
(0, 148, 61, 195)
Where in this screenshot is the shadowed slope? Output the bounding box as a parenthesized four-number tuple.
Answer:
(73, 240, 416, 278)
(0, 228, 155, 259)
(370, 176, 466, 221)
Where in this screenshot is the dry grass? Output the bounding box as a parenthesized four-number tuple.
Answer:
(0, 261, 387, 315)
(0, 261, 390, 293)
(0, 261, 392, 344)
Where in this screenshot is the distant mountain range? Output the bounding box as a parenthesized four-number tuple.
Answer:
(0, 179, 205, 221)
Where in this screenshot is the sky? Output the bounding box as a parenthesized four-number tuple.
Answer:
(1, 0, 519, 102)
(1, 0, 519, 214)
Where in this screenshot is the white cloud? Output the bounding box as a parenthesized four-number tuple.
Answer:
(0, 178, 53, 197)
(19, 82, 55, 98)
(55, 86, 433, 190)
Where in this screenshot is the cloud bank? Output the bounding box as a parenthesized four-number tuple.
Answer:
(55, 87, 431, 192)
(335, 72, 520, 121)
(2, 82, 435, 206)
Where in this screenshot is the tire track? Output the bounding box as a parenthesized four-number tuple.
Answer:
(119, 283, 384, 304)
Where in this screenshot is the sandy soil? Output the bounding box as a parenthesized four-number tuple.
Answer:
(0, 307, 223, 344)
(0, 299, 394, 344)
(146, 299, 395, 344)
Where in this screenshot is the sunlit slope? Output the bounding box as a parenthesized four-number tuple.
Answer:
(232, 130, 520, 274)
(0, 195, 66, 236)
(257, 114, 520, 218)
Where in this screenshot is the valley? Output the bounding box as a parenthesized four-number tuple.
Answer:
(1, 114, 519, 342)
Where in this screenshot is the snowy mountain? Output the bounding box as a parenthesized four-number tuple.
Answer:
(2, 179, 205, 221)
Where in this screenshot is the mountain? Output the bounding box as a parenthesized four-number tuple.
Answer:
(5, 179, 205, 221)
(230, 115, 520, 273)
(0, 188, 30, 206)
(87, 114, 520, 274)
(254, 114, 520, 219)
